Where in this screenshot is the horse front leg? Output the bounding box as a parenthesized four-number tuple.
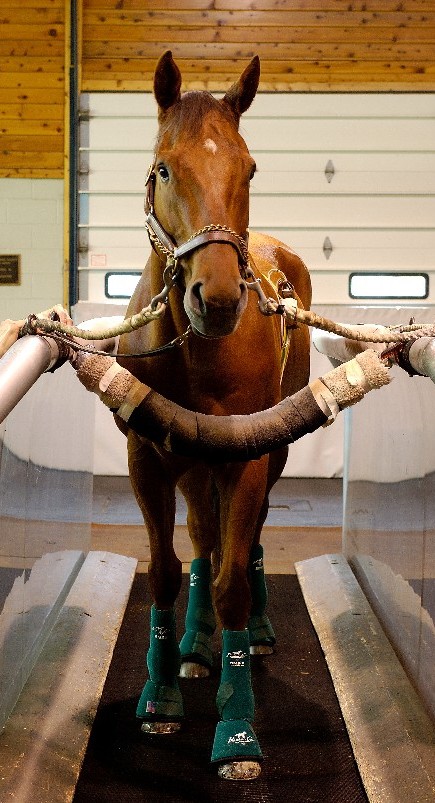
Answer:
(211, 458, 269, 780)
(127, 433, 184, 733)
(248, 447, 288, 656)
(177, 467, 218, 678)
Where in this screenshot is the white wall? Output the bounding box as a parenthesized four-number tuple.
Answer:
(78, 92, 435, 306)
(2, 94, 435, 478)
(0, 179, 64, 323)
(75, 91, 435, 477)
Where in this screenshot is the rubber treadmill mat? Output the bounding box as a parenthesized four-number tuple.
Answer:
(73, 573, 368, 803)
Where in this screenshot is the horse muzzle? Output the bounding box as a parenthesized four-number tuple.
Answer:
(184, 278, 248, 338)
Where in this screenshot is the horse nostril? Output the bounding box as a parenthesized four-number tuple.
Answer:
(190, 281, 206, 316)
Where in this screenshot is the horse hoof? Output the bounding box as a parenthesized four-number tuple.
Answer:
(141, 721, 181, 734)
(218, 760, 261, 781)
(250, 644, 274, 656)
(179, 661, 210, 678)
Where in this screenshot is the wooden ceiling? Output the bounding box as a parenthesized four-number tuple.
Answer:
(81, 0, 435, 91)
(1, 1, 434, 178)
(0, 0, 65, 177)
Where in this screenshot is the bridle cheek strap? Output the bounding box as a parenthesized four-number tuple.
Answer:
(144, 165, 250, 276)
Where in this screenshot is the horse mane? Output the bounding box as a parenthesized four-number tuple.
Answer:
(156, 91, 237, 146)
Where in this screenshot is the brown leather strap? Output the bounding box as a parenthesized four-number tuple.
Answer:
(144, 163, 249, 269)
(145, 210, 177, 255)
(174, 230, 248, 263)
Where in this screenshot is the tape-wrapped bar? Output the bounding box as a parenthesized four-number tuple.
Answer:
(73, 348, 390, 462)
(127, 386, 327, 462)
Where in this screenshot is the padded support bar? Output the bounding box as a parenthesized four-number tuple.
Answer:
(128, 384, 326, 462)
(73, 348, 390, 462)
(125, 350, 389, 461)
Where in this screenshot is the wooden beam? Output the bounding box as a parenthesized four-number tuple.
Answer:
(1, 135, 64, 152)
(0, 41, 64, 56)
(0, 88, 64, 104)
(0, 73, 64, 88)
(0, 57, 65, 73)
(0, 24, 64, 41)
(83, 0, 435, 9)
(0, 104, 64, 120)
(81, 43, 435, 63)
(0, 152, 63, 168)
(82, 10, 435, 28)
(0, 168, 63, 178)
(0, 8, 64, 23)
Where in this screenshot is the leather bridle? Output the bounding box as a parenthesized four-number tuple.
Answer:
(144, 161, 251, 287)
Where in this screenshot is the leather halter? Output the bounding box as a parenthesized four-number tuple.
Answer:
(144, 162, 251, 279)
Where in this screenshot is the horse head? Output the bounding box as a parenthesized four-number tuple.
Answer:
(148, 51, 260, 338)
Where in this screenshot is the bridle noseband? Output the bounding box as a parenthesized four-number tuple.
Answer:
(144, 160, 283, 323)
(144, 162, 251, 309)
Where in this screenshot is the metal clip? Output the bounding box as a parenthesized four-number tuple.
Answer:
(150, 259, 181, 310)
(245, 271, 279, 316)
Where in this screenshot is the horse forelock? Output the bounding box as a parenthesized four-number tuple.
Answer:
(156, 91, 238, 148)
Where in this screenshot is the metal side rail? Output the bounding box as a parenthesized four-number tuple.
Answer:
(296, 554, 435, 803)
(0, 550, 137, 803)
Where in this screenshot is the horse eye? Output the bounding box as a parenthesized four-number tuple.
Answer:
(157, 164, 170, 182)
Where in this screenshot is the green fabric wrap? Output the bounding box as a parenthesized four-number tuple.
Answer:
(179, 558, 216, 668)
(248, 544, 276, 647)
(216, 629, 254, 722)
(136, 681, 183, 720)
(136, 606, 183, 721)
(211, 719, 263, 764)
(212, 630, 261, 763)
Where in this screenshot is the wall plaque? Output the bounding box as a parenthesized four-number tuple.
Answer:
(0, 255, 21, 285)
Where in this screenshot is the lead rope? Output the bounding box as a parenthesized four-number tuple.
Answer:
(19, 271, 435, 352)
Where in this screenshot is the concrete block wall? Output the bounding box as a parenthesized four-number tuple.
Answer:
(0, 179, 64, 323)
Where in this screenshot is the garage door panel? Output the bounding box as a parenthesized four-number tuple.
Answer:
(85, 115, 435, 153)
(251, 170, 435, 195)
(243, 93, 435, 119)
(84, 92, 435, 121)
(79, 92, 434, 306)
(85, 193, 434, 229)
(243, 118, 435, 152)
(249, 195, 435, 229)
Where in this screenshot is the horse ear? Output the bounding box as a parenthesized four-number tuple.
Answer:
(221, 56, 260, 123)
(154, 51, 182, 117)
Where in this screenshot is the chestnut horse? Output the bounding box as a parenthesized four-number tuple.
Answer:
(117, 51, 311, 780)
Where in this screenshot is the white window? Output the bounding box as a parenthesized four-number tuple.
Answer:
(349, 272, 428, 300)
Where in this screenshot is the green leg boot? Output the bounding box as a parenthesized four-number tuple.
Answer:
(179, 557, 216, 670)
(211, 629, 262, 765)
(136, 605, 184, 725)
(248, 544, 276, 650)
